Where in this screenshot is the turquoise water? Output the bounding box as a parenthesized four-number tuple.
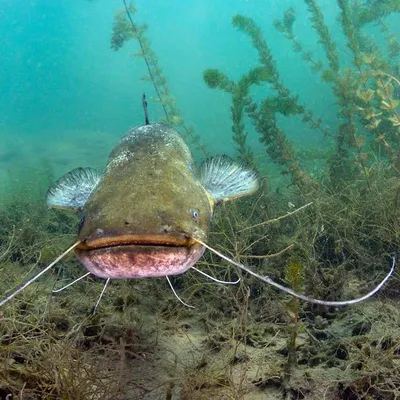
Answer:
(3, 0, 397, 190)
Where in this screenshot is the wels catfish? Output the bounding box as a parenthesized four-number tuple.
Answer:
(50, 122, 258, 279)
(0, 123, 395, 307)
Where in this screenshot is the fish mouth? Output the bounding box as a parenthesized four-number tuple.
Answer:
(77, 234, 195, 250)
(75, 234, 204, 279)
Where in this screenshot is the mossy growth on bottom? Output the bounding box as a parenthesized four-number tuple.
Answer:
(1, 158, 400, 399)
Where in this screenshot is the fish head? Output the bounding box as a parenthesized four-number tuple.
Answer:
(76, 123, 213, 279)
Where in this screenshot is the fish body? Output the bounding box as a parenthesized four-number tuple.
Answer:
(47, 123, 258, 280)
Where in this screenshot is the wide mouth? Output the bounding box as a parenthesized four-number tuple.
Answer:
(75, 240, 205, 279)
(77, 234, 195, 250)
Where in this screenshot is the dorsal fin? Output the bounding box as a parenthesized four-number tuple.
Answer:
(142, 93, 150, 125)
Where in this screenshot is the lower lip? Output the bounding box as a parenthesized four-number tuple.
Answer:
(75, 243, 205, 279)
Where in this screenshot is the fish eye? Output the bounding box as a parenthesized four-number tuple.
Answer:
(190, 209, 200, 222)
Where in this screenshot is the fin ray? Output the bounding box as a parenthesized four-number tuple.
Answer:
(46, 167, 101, 210)
(199, 155, 258, 202)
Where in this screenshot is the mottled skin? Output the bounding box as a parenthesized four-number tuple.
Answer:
(75, 123, 214, 279)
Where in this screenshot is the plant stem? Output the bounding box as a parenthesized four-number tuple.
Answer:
(122, 0, 170, 122)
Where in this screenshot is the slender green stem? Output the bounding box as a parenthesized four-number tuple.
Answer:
(122, 0, 170, 122)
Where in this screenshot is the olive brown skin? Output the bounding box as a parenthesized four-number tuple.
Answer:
(75, 123, 214, 279)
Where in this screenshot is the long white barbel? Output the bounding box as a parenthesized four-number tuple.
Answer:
(166, 276, 195, 309)
(191, 266, 240, 284)
(92, 278, 110, 315)
(0, 241, 81, 307)
(52, 272, 91, 293)
(194, 238, 395, 306)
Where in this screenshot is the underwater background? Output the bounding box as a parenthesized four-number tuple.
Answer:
(4, 0, 398, 184)
(1, 0, 400, 399)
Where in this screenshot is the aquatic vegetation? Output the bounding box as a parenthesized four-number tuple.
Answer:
(203, 67, 272, 168)
(200, 1, 400, 397)
(111, 1, 207, 156)
(1, 168, 400, 397)
(0, 165, 78, 268)
(204, 14, 321, 189)
(205, 4, 400, 191)
(1, 1, 400, 399)
(282, 259, 304, 394)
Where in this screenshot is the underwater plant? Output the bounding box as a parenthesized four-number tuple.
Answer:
(111, 0, 208, 156)
(203, 67, 272, 168)
(282, 259, 304, 394)
(205, 2, 400, 191)
(1, 1, 400, 398)
(204, 15, 321, 190)
(201, 2, 400, 397)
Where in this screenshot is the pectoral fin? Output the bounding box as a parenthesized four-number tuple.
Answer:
(199, 155, 258, 202)
(46, 167, 101, 210)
